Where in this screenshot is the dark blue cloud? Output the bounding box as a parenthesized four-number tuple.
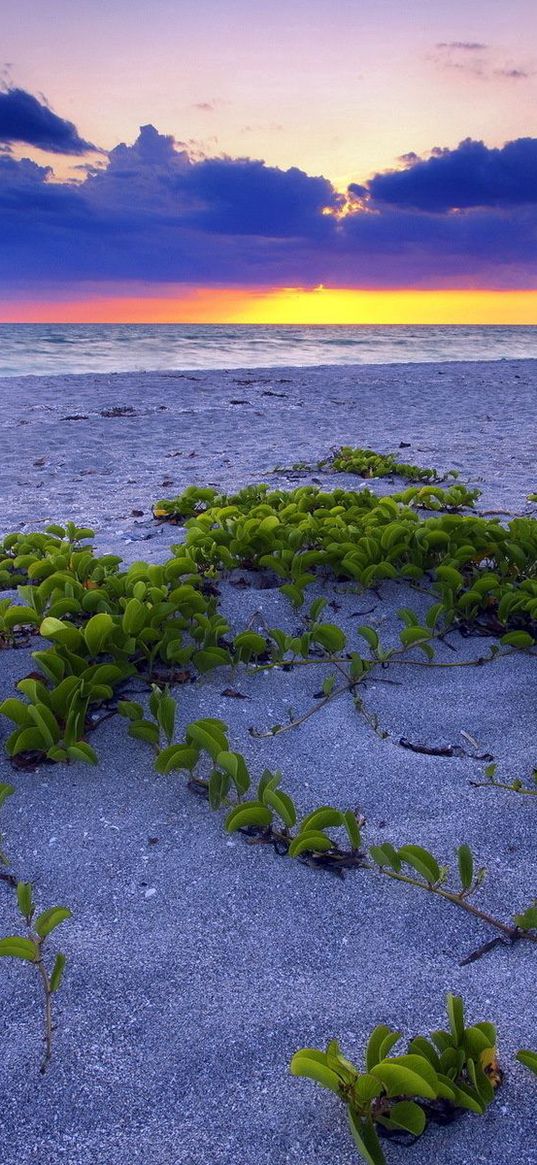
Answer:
(180, 157, 341, 235)
(365, 137, 537, 212)
(1, 120, 537, 289)
(0, 87, 95, 154)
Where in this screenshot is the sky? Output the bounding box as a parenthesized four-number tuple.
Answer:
(2, 0, 537, 322)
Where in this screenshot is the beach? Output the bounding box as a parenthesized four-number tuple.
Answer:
(1, 358, 536, 1165)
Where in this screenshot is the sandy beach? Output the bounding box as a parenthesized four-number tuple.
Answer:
(0, 359, 536, 1165)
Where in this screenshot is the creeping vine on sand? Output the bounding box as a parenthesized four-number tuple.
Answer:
(1, 452, 536, 1074)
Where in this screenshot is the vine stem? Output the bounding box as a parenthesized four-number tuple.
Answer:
(470, 780, 537, 797)
(250, 680, 353, 737)
(368, 863, 536, 946)
(33, 941, 53, 1073)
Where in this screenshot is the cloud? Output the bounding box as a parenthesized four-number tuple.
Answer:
(436, 41, 487, 51)
(432, 42, 532, 83)
(0, 87, 96, 154)
(494, 68, 530, 80)
(365, 137, 537, 211)
(1, 112, 537, 289)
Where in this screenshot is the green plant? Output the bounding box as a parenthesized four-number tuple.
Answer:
(0, 881, 71, 1071)
(472, 762, 537, 797)
(0, 782, 15, 881)
(290, 993, 499, 1165)
(329, 445, 455, 483)
(516, 1049, 537, 1075)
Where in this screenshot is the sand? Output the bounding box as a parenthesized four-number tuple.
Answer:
(0, 359, 536, 1165)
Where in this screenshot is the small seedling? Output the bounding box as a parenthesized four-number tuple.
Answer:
(0, 880, 71, 1071)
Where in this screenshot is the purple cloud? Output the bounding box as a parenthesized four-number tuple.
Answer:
(0, 87, 96, 154)
(365, 137, 537, 211)
(1, 110, 537, 289)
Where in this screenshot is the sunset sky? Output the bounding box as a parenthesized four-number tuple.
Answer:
(2, 0, 537, 322)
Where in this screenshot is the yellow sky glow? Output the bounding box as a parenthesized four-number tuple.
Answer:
(3, 288, 537, 325)
(3, 288, 535, 326)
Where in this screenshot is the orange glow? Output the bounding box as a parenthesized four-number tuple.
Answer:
(2, 287, 537, 325)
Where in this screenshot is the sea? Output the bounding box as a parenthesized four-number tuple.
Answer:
(0, 323, 536, 378)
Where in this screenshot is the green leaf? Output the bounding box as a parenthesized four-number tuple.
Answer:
(516, 1049, 537, 1077)
(0, 937, 37, 961)
(208, 769, 230, 811)
(9, 727, 48, 756)
(368, 843, 401, 872)
(128, 721, 160, 747)
(353, 1074, 384, 1103)
(407, 1037, 441, 1072)
(347, 1112, 387, 1165)
(84, 612, 114, 656)
(457, 844, 474, 891)
(186, 721, 229, 759)
(514, 905, 537, 931)
(50, 952, 66, 993)
(289, 1049, 342, 1096)
(357, 625, 379, 652)
(257, 769, 282, 799)
(192, 647, 231, 673)
(122, 597, 147, 636)
(157, 693, 176, 744)
(366, 1025, 398, 1071)
(446, 1080, 485, 1114)
(387, 1100, 426, 1136)
(27, 703, 60, 749)
(16, 881, 33, 918)
(299, 806, 344, 832)
(117, 700, 144, 721)
(312, 623, 347, 653)
(0, 698, 32, 726)
(435, 566, 463, 589)
(371, 1055, 439, 1099)
(399, 626, 431, 648)
(233, 631, 267, 657)
(66, 742, 98, 765)
(34, 906, 72, 939)
(0, 782, 14, 810)
(225, 802, 273, 832)
(343, 810, 362, 851)
(216, 751, 250, 795)
(47, 746, 68, 763)
(39, 617, 83, 652)
(288, 830, 334, 857)
(398, 844, 441, 884)
(3, 605, 40, 630)
(501, 631, 534, 649)
(154, 744, 200, 774)
(378, 1031, 405, 1061)
(446, 993, 465, 1044)
(263, 787, 296, 828)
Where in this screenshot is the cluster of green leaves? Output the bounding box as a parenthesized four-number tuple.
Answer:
(0, 527, 240, 763)
(152, 480, 537, 637)
(391, 482, 481, 512)
(290, 993, 500, 1165)
(328, 445, 454, 482)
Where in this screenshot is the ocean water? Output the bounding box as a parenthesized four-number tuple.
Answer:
(0, 323, 536, 377)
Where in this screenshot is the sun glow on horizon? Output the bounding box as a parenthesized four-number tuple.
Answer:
(2, 287, 537, 325)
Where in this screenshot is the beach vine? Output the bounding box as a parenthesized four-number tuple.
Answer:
(0, 449, 536, 1078)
